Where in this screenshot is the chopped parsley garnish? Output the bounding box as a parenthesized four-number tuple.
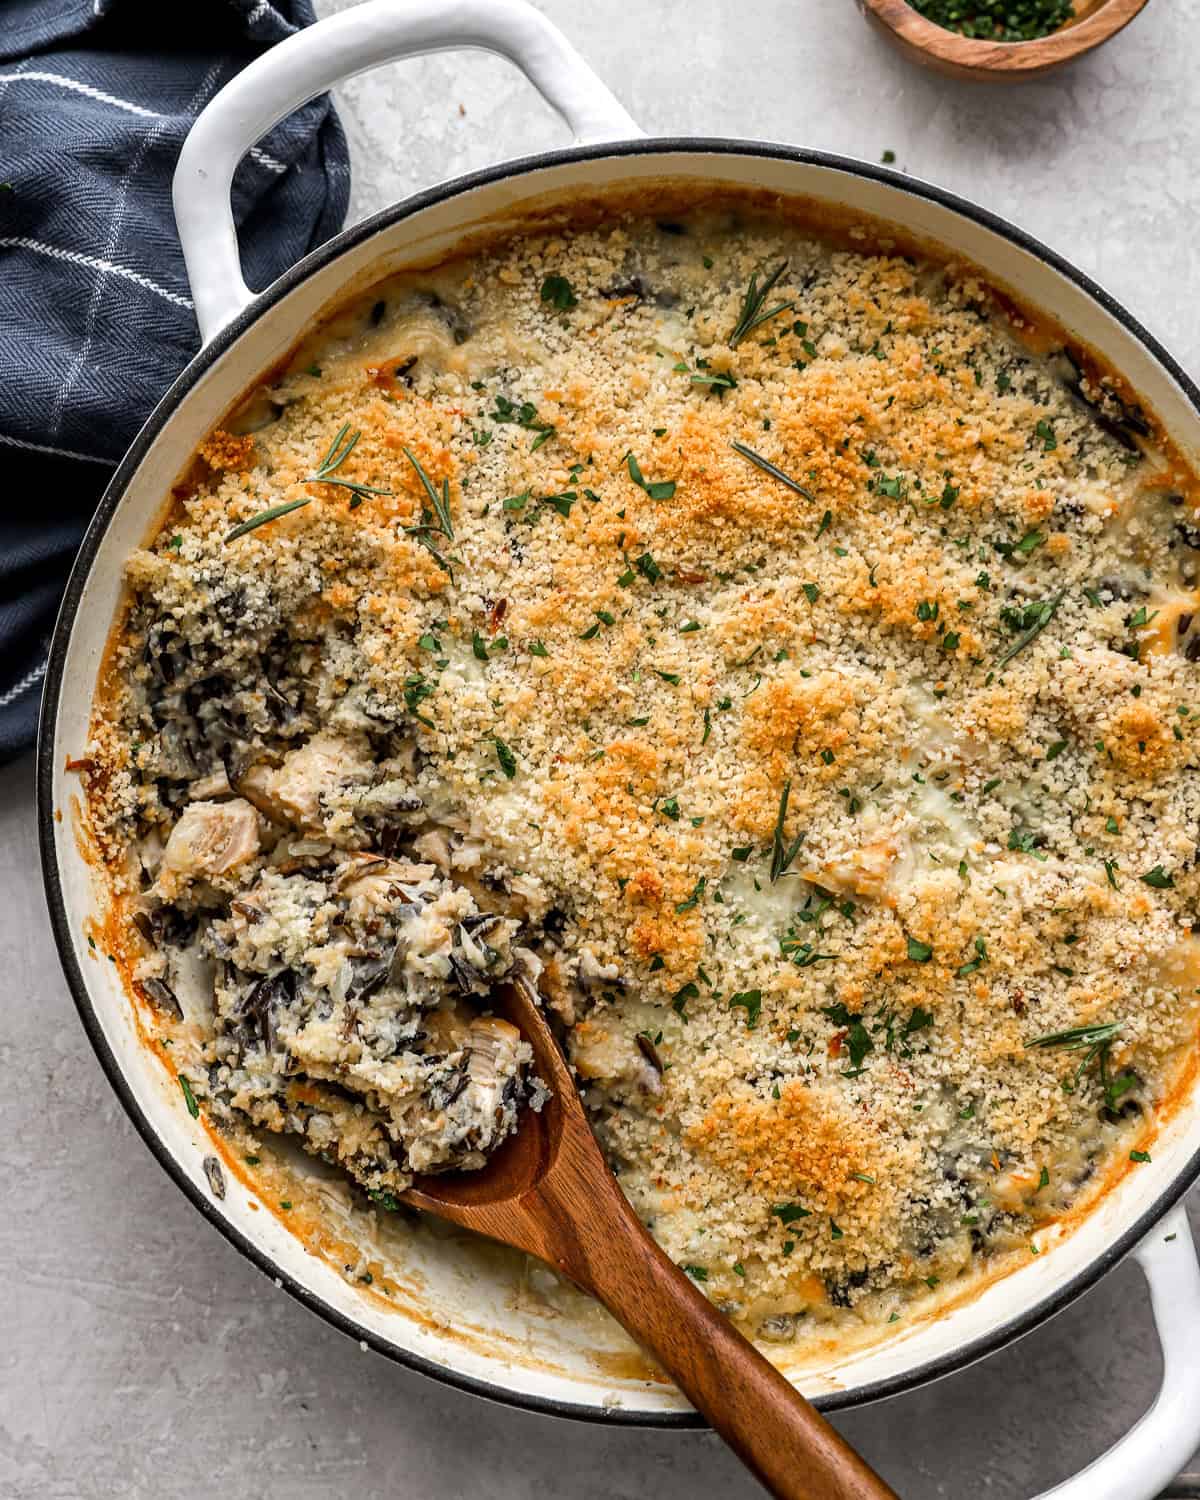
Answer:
(822, 1001, 873, 1072)
(1130, 1150, 1151, 1163)
(177, 1073, 200, 1118)
(995, 591, 1066, 668)
(493, 737, 517, 779)
(624, 451, 676, 500)
(1141, 865, 1175, 889)
(682, 1264, 709, 1281)
(403, 673, 437, 728)
(539, 273, 577, 310)
(689, 368, 738, 394)
(492, 394, 556, 450)
(1035, 418, 1057, 451)
(956, 935, 988, 977)
(672, 981, 699, 1020)
(729, 989, 762, 1028)
(1008, 826, 1047, 860)
(1015, 528, 1046, 555)
(906, 936, 934, 963)
(770, 1202, 812, 1224)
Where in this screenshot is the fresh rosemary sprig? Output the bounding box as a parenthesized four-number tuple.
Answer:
(995, 590, 1066, 668)
(1026, 1021, 1136, 1113)
(402, 446, 454, 538)
(730, 440, 814, 500)
(1026, 1022, 1121, 1052)
(401, 447, 455, 574)
(224, 497, 312, 543)
(305, 423, 394, 509)
(769, 779, 805, 882)
(729, 261, 794, 348)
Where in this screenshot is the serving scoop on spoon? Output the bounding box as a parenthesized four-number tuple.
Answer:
(404, 981, 900, 1500)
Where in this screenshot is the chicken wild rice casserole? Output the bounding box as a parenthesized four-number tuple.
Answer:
(80, 195, 1200, 1352)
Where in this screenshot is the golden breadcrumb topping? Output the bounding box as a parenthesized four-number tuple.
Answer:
(86, 199, 1200, 1350)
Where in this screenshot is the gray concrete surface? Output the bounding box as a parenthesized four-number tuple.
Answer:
(5, 0, 1200, 1494)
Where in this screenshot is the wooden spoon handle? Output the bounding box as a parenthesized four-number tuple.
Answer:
(571, 1196, 899, 1500)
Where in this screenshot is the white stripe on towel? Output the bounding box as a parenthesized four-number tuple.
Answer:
(0, 70, 163, 119)
(0, 432, 116, 466)
(0, 73, 289, 174)
(0, 238, 194, 309)
(0, 658, 47, 711)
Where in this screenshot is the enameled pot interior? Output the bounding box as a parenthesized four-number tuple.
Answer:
(40, 143, 1200, 1423)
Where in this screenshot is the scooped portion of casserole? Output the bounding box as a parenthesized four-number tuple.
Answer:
(83, 198, 1200, 1349)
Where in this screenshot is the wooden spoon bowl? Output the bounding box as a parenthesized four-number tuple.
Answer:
(405, 981, 899, 1500)
(856, 0, 1150, 80)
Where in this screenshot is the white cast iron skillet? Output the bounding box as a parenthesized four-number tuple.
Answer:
(36, 3, 1200, 1494)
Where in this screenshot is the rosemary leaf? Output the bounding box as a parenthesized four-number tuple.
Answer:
(729, 261, 794, 348)
(304, 422, 394, 507)
(403, 447, 454, 539)
(769, 779, 804, 882)
(730, 440, 814, 500)
(1026, 1022, 1121, 1051)
(224, 497, 311, 543)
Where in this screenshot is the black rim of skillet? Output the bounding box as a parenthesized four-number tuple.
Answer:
(38, 136, 1200, 1432)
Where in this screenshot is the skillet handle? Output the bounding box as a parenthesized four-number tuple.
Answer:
(172, 0, 642, 345)
(1030, 1204, 1200, 1500)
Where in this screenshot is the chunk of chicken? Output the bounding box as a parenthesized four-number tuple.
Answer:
(571, 1016, 661, 1094)
(461, 1017, 525, 1131)
(163, 798, 259, 877)
(239, 731, 372, 830)
(806, 836, 898, 903)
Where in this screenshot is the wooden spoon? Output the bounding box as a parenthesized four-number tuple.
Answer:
(404, 981, 900, 1500)
(856, 0, 1149, 81)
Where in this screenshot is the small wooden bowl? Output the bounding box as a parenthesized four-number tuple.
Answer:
(857, 0, 1150, 80)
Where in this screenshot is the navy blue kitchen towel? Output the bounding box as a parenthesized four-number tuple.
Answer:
(0, 0, 350, 760)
